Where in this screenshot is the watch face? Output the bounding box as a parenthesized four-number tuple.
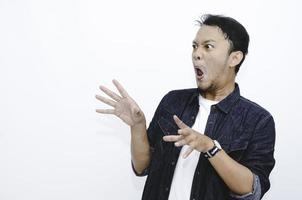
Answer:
(213, 140, 222, 149)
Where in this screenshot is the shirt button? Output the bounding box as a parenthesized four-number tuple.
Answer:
(191, 116, 195, 120)
(171, 161, 175, 166)
(165, 187, 169, 191)
(197, 171, 200, 175)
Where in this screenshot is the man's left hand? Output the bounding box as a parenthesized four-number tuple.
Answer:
(163, 115, 214, 158)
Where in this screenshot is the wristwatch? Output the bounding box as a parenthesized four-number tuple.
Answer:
(203, 140, 222, 158)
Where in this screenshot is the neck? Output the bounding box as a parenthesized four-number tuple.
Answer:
(201, 81, 235, 101)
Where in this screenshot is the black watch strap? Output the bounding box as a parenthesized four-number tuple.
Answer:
(203, 140, 221, 158)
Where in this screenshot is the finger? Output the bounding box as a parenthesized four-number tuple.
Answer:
(99, 85, 121, 101)
(182, 146, 194, 158)
(173, 115, 189, 129)
(95, 109, 115, 114)
(112, 79, 130, 98)
(163, 135, 183, 142)
(95, 95, 116, 107)
(178, 128, 191, 136)
(175, 138, 188, 147)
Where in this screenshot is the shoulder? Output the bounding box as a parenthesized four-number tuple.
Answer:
(153, 88, 198, 117)
(236, 96, 275, 128)
(239, 96, 272, 116)
(166, 88, 197, 96)
(162, 88, 197, 104)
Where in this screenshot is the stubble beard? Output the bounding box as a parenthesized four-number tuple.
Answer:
(197, 81, 216, 95)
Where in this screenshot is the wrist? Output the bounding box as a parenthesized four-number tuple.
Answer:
(131, 121, 147, 131)
(204, 140, 222, 158)
(204, 139, 215, 152)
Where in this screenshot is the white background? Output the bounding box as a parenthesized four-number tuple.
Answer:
(0, 0, 301, 199)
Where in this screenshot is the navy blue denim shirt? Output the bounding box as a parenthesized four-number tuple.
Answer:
(133, 84, 275, 200)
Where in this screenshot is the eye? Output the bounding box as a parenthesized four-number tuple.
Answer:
(204, 44, 214, 49)
(192, 43, 197, 49)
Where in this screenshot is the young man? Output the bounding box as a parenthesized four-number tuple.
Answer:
(96, 14, 275, 200)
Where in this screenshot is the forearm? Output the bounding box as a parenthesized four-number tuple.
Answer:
(130, 122, 151, 174)
(209, 150, 254, 195)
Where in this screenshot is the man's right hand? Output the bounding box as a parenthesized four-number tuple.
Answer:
(95, 79, 146, 127)
(96, 79, 151, 174)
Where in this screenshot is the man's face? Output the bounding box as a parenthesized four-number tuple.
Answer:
(192, 25, 234, 93)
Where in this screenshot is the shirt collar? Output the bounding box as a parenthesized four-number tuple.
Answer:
(189, 83, 241, 114)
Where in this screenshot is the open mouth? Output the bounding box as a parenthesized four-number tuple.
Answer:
(195, 68, 204, 79)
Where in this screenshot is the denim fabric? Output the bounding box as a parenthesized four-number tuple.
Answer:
(133, 84, 275, 200)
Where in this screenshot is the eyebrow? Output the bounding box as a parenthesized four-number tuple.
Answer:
(193, 39, 216, 44)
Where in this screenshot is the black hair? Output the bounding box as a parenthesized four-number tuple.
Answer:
(197, 14, 250, 73)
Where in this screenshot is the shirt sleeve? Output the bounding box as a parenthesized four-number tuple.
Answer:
(131, 91, 171, 176)
(229, 173, 261, 200)
(239, 115, 276, 198)
(131, 160, 149, 176)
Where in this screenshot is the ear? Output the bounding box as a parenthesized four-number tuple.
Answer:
(228, 51, 244, 68)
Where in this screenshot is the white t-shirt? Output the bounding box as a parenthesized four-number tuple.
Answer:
(168, 94, 218, 200)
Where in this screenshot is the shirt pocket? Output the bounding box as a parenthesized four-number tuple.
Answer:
(224, 139, 249, 162)
(158, 116, 178, 136)
(149, 113, 178, 172)
(156, 116, 179, 154)
(223, 128, 252, 161)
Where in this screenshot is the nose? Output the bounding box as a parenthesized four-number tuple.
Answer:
(195, 55, 201, 60)
(192, 53, 201, 61)
(192, 50, 202, 61)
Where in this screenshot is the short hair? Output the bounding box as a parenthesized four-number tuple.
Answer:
(197, 14, 250, 73)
